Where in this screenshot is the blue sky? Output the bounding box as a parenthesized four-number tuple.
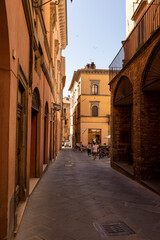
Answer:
(63, 0, 126, 97)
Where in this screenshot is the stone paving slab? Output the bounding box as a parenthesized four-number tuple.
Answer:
(15, 149, 160, 240)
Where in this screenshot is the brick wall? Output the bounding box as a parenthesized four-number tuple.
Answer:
(110, 33, 160, 181)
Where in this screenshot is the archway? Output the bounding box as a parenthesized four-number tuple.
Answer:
(43, 102, 49, 164)
(113, 76, 133, 168)
(141, 42, 160, 180)
(30, 88, 40, 178)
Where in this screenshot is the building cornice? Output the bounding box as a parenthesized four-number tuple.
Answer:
(68, 70, 80, 91)
(21, 0, 34, 36)
(57, 0, 68, 49)
(69, 69, 110, 91)
(80, 69, 110, 75)
(81, 94, 111, 97)
(62, 75, 66, 89)
(77, 115, 109, 119)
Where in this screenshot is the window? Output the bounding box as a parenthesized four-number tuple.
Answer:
(64, 108, 66, 114)
(34, 55, 41, 77)
(92, 106, 98, 117)
(65, 119, 68, 125)
(92, 84, 98, 95)
(73, 115, 76, 125)
(90, 80, 100, 95)
(77, 103, 80, 117)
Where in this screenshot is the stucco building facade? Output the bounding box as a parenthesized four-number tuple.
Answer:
(109, 0, 160, 192)
(0, 0, 67, 239)
(69, 63, 111, 147)
(62, 97, 71, 142)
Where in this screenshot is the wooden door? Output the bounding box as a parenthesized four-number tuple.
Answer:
(15, 106, 22, 207)
(30, 110, 37, 177)
(43, 117, 46, 164)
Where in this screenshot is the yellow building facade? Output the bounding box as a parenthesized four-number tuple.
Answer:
(62, 97, 71, 142)
(69, 63, 110, 147)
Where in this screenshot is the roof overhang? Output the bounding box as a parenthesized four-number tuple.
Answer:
(58, 0, 68, 49)
(62, 75, 66, 89)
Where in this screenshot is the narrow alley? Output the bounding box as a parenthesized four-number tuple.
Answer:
(15, 149, 160, 240)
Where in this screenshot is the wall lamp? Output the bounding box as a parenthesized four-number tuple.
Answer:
(33, 0, 60, 8)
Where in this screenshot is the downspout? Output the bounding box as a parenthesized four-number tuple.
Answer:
(29, 34, 33, 88)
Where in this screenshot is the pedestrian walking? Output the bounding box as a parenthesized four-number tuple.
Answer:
(80, 142, 84, 152)
(92, 142, 99, 160)
(87, 142, 92, 156)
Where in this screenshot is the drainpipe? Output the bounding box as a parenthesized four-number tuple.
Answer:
(29, 34, 33, 88)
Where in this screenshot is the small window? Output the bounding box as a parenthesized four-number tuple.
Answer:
(92, 84, 98, 95)
(77, 103, 80, 117)
(92, 106, 98, 117)
(64, 108, 66, 114)
(65, 119, 67, 125)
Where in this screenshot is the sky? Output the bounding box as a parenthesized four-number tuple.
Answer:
(62, 0, 126, 97)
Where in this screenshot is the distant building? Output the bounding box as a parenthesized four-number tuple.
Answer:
(109, 0, 160, 192)
(69, 63, 111, 147)
(62, 97, 71, 143)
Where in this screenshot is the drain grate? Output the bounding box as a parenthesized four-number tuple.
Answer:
(93, 222, 135, 237)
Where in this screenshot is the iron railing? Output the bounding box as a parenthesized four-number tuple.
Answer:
(109, 0, 160, 82)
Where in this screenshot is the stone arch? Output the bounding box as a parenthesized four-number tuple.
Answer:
(30, 87, 41, 178)
(140, 41, 160, 180)
(142, 40, 160, 91)
(43, 101, 49, 164)
(112, 76, 133, 168)
(114, 76, 133, 105)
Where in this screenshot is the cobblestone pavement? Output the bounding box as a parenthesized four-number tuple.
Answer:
(15, 149, 160, 240)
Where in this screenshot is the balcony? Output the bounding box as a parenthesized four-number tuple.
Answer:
(109, 0, 160, 82)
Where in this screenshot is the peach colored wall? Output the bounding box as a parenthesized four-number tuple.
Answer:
(0, 0, 67, 238)
(6, 0, 30, 202)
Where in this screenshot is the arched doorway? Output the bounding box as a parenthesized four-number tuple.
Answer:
(141, 42, 160, 180)
(113, 76, 133, 168)
(30, 88, 40, 178)
(43, 102, 49, 165)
